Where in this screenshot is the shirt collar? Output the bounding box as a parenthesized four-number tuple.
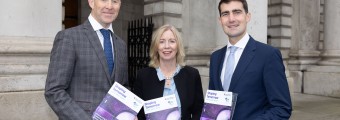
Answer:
(88, 14, 114, 33)
(227, 32, 249, 49)
(156, 65, 181, 81)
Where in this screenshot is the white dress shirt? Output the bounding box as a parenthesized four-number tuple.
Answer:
(88, 14, 115, 62)
(220, 33, 250, 86)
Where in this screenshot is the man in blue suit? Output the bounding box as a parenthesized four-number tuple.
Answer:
(209, 0, 292, 119)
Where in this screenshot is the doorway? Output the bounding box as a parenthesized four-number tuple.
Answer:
(63, 0, 80, 29)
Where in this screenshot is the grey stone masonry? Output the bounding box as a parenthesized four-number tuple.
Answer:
(288, 0, 321, 93)
(144, 0, 182, 29)
(267, 0, 294, 95)
(268, 0, 293, 59)
(0, 0, 62, 119)
(0, 37, 51, 92)
(304, 0, 340, 98)
(0, 0, 62, 38)
(318, 0, 340, 66)
(0, 91, 57, 120)
(0, 37, 56, 119)
(319, 0, 325, 50)
(289, 0, 321, 71)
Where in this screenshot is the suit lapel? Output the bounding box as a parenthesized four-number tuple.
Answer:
(229, 37, 256, 91)
(110, 33, 119, 80)
(217, 47, 227, 91)
(82, 20, 112, 84)
(149, 68, 165, 98)
(173, 68, 185, 106)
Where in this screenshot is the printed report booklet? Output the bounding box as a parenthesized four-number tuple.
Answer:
(92, 82, 144, 120)
(143, 94, 180, 120)
(200, 90, 237, 120)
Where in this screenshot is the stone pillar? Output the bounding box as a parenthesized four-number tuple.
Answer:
(144, 0, 182, 29)
(318, 0, 340, 66)
(247, 0, 268, 43)
(288, 0, 320, 93)
(182, 0, 219, 94)
(267, 0, 294, 99)
(0, 0, 61, 119)
(304, 0, 340, 98)
(0, 0, 62, 37)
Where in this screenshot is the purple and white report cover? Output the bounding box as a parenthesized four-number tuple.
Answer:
(200, 90, 233, 120)
(144, 94, 180, 120)
(92, 82, 144, 120)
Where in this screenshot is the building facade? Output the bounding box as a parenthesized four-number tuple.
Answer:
(0, 0, 339, 119)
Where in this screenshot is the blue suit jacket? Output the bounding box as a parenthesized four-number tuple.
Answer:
(209, 36, 292, 120)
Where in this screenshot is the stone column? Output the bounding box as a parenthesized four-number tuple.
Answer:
(267, 0, 294, 99)
(318, 0, 340, 66)
(144, 0, 190, 66)
(182, 0, 219, 94)
(0, 0, 61, 119)
(289, 0, 320, 93)
(144, 0, 182, 29)
(0, 1, 62, 37)
(247, 0, 268, 43)
(304, 0, 340, 98)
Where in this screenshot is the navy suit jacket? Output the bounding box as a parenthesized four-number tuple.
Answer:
(209, 36, 292, 120)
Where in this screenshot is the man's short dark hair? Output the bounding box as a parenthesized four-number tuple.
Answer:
(218, 0, 248, 16)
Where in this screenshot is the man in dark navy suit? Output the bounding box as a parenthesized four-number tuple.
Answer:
(209, 0, 292, 119)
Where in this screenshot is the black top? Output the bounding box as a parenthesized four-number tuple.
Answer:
(133, 66, 204, 120)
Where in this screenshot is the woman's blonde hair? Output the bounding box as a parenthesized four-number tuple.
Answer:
(149, 24, 186, 68)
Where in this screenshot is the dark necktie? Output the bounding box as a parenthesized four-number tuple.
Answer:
(223, 46, 237, 91)
(100, 29, 114, 75)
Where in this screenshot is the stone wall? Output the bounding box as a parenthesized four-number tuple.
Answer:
(304, 0, 340, 98)
(267, 0, 295, 98)
(0, 0, 62, 37)
(0, 0, 62, 119)
(319, 0, 325, 50)
(0, 37, 57, 119)
(268, 0, 293, 59)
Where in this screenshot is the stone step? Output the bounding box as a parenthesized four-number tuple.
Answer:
(0, 37, 52, 65)
(304, 66, 340, 98)
(185, 49, 211, 67)
(0, 36, 53, 45)
(185, 59, 209, 66)
(0, 37, 52, 54)
(185, 55, 210, 66)
(0, 91, 57, 120)
(0, 54, 50, 64)
(0, 64, 48, 75)
(0, 74, 47, 92)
